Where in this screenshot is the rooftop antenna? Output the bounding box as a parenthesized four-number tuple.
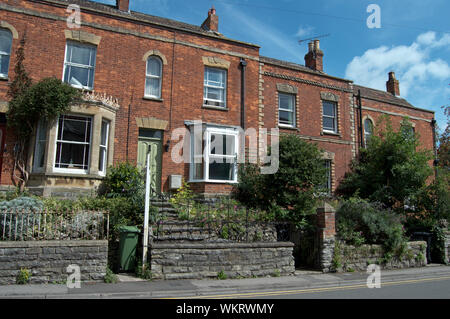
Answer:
(298, 33, 331, 45)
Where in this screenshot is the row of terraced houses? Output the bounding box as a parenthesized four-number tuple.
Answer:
(0, 0, 437, 197)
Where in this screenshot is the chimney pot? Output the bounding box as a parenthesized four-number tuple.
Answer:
(304, 40, 324, 72)
(116, 0, 130, 12)
(386, 71, 400, 96)
(202, 6, 219, 32)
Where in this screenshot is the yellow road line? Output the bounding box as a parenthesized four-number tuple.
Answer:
(165, 275, 450, 299)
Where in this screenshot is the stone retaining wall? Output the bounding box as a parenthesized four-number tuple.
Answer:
(445, 231, 450, 264)
(0, 240, 108, 285)
(333, 241, 427, 272)
(150, 242, 295, 280)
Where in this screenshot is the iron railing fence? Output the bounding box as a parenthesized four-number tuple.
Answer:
(150, 193, 291, 243)
(0, 209, 109, 241)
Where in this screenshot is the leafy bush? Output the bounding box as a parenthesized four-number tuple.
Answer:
(336, 198, 408, 255)
(136, 263, 152, 280)
(99, 162, 144, 201)
(234, 134, 328, 229)
(104, 267, 118, 284)
(0, 196, 43, 212)
(16, 268, 31, 284)
(337, 117, 433, 211)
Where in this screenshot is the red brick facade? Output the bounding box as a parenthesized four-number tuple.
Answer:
(0, 0, 435, 196)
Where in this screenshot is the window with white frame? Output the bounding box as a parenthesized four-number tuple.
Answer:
(33, 119, 48, 172)
(203, 67, 227, 108)
(322, 100, 337, 133)
(278, 93, 296, 127)
(0, 29, 12, 78)
(63, 41, 97, 90)
(98, 120, 110, 175)
(190, 127, 238, 182)
(54, 115, 92, 173)
(364, 118, 374, 145)
(145, 56, 162, 98)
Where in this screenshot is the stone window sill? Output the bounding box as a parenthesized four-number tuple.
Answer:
(322, 131, 342, 138)
(143, 96, 164, 102)
(202, 105, 229, 111)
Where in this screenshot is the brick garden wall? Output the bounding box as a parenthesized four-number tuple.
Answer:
(0, 240, 108, 285)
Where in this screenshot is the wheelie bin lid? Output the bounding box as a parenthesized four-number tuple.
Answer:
(118, 226, 140, 233)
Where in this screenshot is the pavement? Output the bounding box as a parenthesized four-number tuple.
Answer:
(0, 264, 449, 299)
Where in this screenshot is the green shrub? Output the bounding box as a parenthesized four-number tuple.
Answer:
(217, 270, 227, 280)
(234, 135, 328, 229)
(99, 162, 145, 201)
(136, 263, 152, 280)
(336, 198, 408, 255)
(16, 268, 31, 284)
(0, 196, 43, 212)
(104, 267, 118, 284)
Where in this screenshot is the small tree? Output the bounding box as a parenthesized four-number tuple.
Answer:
(235, 134, 328, 229)
(337, 116, 434, 212)
(7, 77, 81, 190)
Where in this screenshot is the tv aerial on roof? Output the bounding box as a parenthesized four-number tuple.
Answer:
(298, 33, 331, 44)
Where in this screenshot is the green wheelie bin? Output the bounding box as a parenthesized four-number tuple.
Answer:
(118, 226, 140, 272)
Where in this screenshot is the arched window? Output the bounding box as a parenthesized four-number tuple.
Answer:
(364, 118, 374, 145)
(145, 56, 162, 99)
(0, 29, 13, 78)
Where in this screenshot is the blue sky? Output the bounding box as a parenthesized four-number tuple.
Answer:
(95, 0, 449, 131)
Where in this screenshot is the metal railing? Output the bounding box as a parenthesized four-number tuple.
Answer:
(0, 209, 109, 241)
(150, 193, 290, 242)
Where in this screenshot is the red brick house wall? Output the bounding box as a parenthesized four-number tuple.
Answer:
(0, 0, 436, 196)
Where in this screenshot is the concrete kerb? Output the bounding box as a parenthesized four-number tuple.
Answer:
(0, 265, 448, 299)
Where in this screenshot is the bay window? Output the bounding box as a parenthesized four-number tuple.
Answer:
(98, 120, 110, 175)
(54, 115, 92, 173)
(190, 126, 238, 183)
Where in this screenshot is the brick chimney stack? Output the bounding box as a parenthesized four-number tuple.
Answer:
(386, 71, 400, 96)
(201, 6, 219, 32)
(117, 0, 130, 12)
(304, 39, 324, 72)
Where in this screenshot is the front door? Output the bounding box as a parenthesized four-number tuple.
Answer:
(137, 130, 163, 195)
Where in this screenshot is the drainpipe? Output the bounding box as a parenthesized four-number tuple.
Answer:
(431, 118, 438, 178)
(240, 59, 247, 130)
(357, 90, 364, 150)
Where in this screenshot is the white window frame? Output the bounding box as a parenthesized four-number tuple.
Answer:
(33, 119, 48, 173)
(62, 41, 97, 90)
(0, 29, 12, 78)
(189, 127, 238, 183)
(203, 67, 227, 108)
(278, 93, 296, 128)
(53, 114, 92, 175)
(364, 118, 374, 145)
(322, 100, 337, 133)
(98, 119, 110, 176)
(144, 56, 162, 99)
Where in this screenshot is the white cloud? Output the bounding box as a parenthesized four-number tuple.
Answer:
(295, 25, 314, 38)
(345, 32, 450, 97)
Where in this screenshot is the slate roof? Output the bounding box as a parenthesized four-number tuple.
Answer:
(45, 0, 259, 47)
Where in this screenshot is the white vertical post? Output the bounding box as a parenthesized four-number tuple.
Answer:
(142, 145, 151, 269)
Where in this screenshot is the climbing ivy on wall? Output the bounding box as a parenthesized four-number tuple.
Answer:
(6, 34, 81, 190)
